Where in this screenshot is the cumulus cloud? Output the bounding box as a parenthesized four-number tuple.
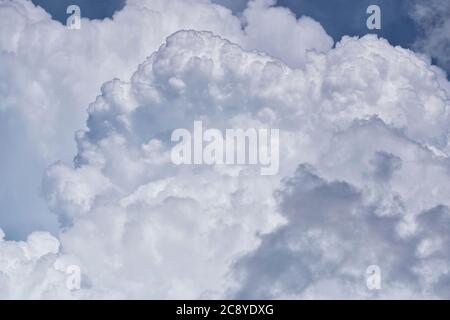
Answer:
(0, 0, 331, 239)
(38, 30, 450, 299)
(0, 228, 77, 299)
(42, 31, 289, 298)
(1, 0, 450, 299)
(240, 0, 333, 68)
(233, 120, 450, 299)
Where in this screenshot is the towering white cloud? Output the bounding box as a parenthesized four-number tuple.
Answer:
(39, 30, 450, 298)
(0, 229, 75, 299)
(0, 0, 332, 238)
(1, 0, 450, 299)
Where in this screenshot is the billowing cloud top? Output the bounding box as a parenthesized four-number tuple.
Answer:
(1, 0, 450, 299)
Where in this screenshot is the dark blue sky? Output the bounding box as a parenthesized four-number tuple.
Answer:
(31, 0, 125, 22)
